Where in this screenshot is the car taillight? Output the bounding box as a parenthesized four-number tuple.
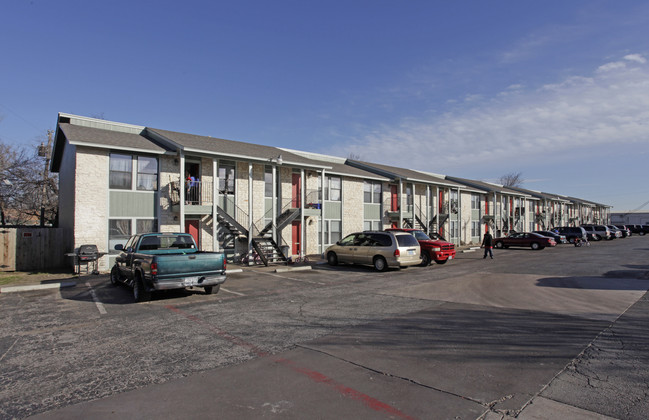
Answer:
(151, 262, 158, 276)
(394, 249, 400, 257)
(223, 258, 226, 271)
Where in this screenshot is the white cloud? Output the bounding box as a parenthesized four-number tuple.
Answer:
(624, 54, 647, 64)
(343, 55, 649, 172)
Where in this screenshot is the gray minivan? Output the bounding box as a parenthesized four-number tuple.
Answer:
(325, 231, 421, 271)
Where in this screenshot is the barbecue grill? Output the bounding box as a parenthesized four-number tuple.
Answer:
(67, 244, 106, 275)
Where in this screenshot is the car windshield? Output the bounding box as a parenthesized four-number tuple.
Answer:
(412, 230, 431, 241)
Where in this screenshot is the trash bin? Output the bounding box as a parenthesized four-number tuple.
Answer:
(281, 245, 290, 258)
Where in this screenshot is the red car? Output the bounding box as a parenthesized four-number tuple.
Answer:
(386, 228, 456, 266)
(494, 232, 556, 250)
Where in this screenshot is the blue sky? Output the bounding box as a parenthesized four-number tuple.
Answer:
(2, 0, 648, 212)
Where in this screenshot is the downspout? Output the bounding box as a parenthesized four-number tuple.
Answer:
(248, 163, 253, 263)
(300, 168, 305, 257)
(212, 158, 219, 252)
(457, 187, 462, 246)
(426, 185, 430, 234)
(272, 164, 277, 245)
(435, 186, 439, 233)
(320, 169, 325, 254)
(399, 179, 403, 228)
(179, 152, 185, 233)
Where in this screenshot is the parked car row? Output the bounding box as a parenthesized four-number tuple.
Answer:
(325, 228, 456, 271)
(618, 224, 649, 236)
(324, 223, 646, 272)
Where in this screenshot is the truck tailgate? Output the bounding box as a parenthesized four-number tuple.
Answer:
(154, 253, 225, 278)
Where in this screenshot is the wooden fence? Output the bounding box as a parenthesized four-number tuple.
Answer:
(0, 228, 72, 272)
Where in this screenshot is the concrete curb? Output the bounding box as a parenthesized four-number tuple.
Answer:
(275, 265, 313, 273)
(0, 281, 77, 294)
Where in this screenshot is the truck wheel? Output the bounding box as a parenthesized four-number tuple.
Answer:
(110, 266, 122, 286)
(435, 259, 448, 265)
(373, 256, 388, 272)
(420, 252, 431, 267)
(133, 274, 151, 302)
(204, 285, 220, 295)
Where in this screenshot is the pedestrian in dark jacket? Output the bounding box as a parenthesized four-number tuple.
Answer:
(482, 231, 494, 259)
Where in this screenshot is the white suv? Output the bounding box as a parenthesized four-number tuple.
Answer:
(580, 225, 611, 241)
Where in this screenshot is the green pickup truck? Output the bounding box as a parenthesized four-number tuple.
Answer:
(110, 233, 227, 302)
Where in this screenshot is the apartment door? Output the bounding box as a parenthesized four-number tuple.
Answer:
(292, 221, 301, 255)
(390, 185, 399, 228)
(390, 185, 398, 211)
(185, 220, 199, 248)
(292, 174, 301, 208)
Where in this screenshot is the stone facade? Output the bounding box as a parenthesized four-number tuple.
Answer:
(74, 147, 110, 271)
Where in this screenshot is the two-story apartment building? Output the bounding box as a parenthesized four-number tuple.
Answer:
(50, 113, 610, 271)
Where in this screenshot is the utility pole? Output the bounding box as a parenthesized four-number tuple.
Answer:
(39, 130, 53, 226)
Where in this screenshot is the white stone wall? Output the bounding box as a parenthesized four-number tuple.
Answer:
(159, 155, 180, 233)
(74, 147, 110, 271)
(342, 178, 364, 236)
(459, 190, 473, 245)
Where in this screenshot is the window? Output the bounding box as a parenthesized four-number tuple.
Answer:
(471, 221, 480, 237)
(137, 156, 158, 191)
(218, 161, 235, 194)
(471, 195, 480, 210)
(325, 176, 341, 201)
(264, 166, 273, 197)
(363, 181, 381, 203)
(137, 219, 158, 234)
(406, 185, 413, 206)
(109, 219, 132, 254)
(321, 219, 342, 246)
(364, 221, 381, 231)
(109, 154, 132, 189)
(450, 220, 459, 238)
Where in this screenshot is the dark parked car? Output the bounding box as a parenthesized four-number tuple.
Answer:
(625, 225, 649, 235)
(534, 230, 567, 244)
(494, 232, 556, 250)
(614, 225, 632, 237)
(554, 226, 588, 243)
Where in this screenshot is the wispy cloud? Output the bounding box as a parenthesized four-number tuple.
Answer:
(342, 54, 649, 172)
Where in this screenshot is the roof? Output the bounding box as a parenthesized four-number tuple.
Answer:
(51, 121, 170, 172)
(147, 128, 331, 170)
(445, 176, 530, 197)
(346, 160, 465, 188)
(278, 149, 390, 181)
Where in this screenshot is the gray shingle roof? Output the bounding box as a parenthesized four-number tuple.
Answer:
(148, 128, 331, 169)
(346, 160, 465, 188)
(445, 176, 530, 197)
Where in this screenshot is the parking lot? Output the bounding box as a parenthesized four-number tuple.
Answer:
(2, 237, 649, 419)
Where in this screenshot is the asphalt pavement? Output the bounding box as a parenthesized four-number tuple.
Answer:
(1, 238, 647, 419)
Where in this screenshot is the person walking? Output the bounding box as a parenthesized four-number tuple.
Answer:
(482, 230, 494, 259)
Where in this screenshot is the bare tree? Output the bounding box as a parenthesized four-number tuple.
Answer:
(348, 152, 362, 161)
(498, 172, 524, 188)
(0, 133, 58, 226)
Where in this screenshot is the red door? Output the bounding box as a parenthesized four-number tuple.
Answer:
(390, 185, 398, 211)
(185, 220, 199, 248)
(292, 221, 301, 255)
(292, 174, 301, 208)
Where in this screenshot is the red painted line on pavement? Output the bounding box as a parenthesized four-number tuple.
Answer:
(275, 357, 418, 420)
(165, 305, 418, 420)
(165, 305, 269, 357)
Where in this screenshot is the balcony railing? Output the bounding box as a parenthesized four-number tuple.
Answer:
(170, 181, 214, 206)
